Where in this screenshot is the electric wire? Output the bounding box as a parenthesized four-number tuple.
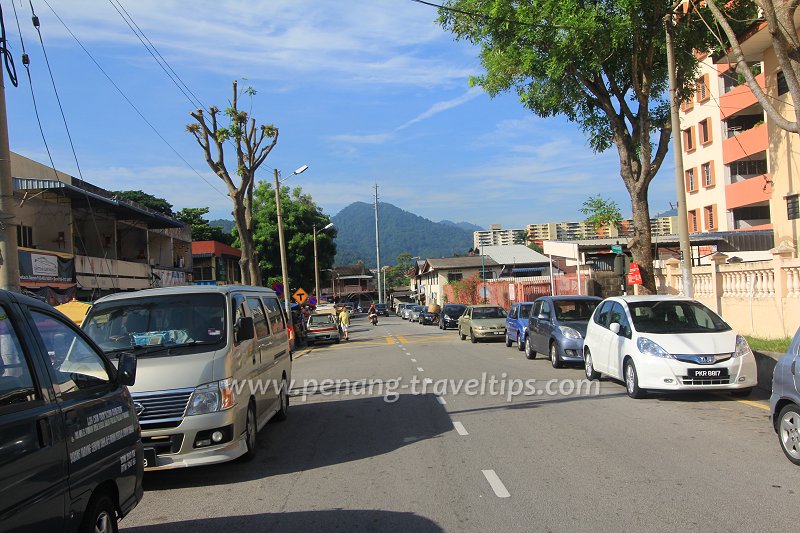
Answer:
(0, 3, 18, 87)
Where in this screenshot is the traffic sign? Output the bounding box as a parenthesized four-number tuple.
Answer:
(627, 262, 643, 285)
(307, 296, 317, 306)
(271, 281, 284, 298)
(292, 288, 308, 304)
(611, 244, 623, 254)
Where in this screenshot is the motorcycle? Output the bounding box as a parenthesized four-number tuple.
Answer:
(369, 312, 378, 325)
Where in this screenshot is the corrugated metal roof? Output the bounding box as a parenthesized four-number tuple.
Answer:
(480, 244, 550, 265)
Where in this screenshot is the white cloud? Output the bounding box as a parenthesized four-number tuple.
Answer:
(397, 87, 483, 129)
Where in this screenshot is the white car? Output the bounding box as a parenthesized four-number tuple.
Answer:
(582, 295, 758, 399)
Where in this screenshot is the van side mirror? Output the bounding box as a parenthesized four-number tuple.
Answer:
(235, 316, 255, 343)
(538, 312, 550, 320)
(116, 352, 137, 386)
(609, 322, 621, 335)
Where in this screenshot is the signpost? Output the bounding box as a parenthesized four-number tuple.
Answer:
(307, 296, 317, 307)
(611, 244, 623, 255)
(271, 281, 284, 298)
(292, 288, 308, 305)
(627, 262, 643, 286)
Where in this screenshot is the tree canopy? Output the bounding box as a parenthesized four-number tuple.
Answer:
(580, 195, 622, 232)
(113, 190, 173, 216)
(175, 207, 235, 245)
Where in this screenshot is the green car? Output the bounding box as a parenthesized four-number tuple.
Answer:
(458, 304, 508, 343)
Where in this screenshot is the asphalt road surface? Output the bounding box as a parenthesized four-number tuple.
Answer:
(121, 313, 798, 532)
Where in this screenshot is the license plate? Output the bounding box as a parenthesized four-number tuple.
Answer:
(143, 447, 157, 469)
(688, 368, 729, 378)
(494, 331, 504, 335)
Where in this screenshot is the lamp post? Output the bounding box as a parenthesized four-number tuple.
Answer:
(274, 164, 308, 324)
(314, 222, 335, 305)
(480, 242, 487, 303)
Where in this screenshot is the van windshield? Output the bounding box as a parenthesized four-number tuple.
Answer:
(83, 293, 227, 356)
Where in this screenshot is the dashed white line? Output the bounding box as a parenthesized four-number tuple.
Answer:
(436, 396, 447, 405)
(417, 367, 424, 372)
(411, 358, 417, 362)
(453, 421, 469, 436)
(482, 469, 511, 498)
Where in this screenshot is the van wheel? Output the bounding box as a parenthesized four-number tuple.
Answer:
(460, 329, 466, 341)
(80, 494, 118, 533)
(470, 329, 478, 343)
(241, 402, 258, 461)
(275, 378, 289, 422)
(525, 338, 536, 360)
(517, 333, 526, 352)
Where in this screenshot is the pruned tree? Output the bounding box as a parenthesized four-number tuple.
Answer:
(436, 0, 726, 293)
(186, 80, 278, 285)
(705, 0, 800, 133)
(581, 195, 623, 233)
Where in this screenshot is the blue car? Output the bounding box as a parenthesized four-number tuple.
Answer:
(505, 301, 536, 352)
(524, 296, 601, 367)
(771, 326, 800, 465)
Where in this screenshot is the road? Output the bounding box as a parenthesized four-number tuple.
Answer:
(121, 314, 798, 532)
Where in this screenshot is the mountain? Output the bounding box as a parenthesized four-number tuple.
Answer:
(439, 219, 483, 232)
(209, 218, 235, 234)
(332, 202, 474, 267)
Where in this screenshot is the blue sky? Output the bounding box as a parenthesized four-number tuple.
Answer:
(6, 0, 679, 230)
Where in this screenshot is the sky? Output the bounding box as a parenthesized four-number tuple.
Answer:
(5, 0, 680, 230)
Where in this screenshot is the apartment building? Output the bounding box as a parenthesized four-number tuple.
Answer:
(9, 152, 193, 303)
(526, 215, 677, 244)
(473, 224, 526, 248)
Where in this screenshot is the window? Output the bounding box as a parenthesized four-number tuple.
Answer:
(479, 270, 494, 280)
(699, 118, 712, 144)
(685, 168, 697, 192)
(688, 210, 699, 233)
(696, 73, 710, 102)
(447, 272, 463, 283)
(730, 159, 768, 177)
(683, 126, 696, 152)
(246, 297, 270, 339)
(628, 300, 729, 334)
(681, 98, 694, 113)
(531, 301, 542, 318)
(702, 161, 715, 187)
(608, 303, 631, 338)
(704, 205, 718, 230)
(262, 297, 286, 334)
(540, 300, 551, 318)
(778, 71, 789, 96)
(17, 225, 33, 248)
(0, 308, 38, 408)
(787, 195, 800, 221)
(31, 311, 110, 397)
(509, 305, 518, 319)
(593, 302, 612, 327)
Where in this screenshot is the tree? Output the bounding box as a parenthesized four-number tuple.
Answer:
(512, 230, 528, 246)
(113, 190, 173, 216)
(175, 207, 235, 245)
(580, 195, 623, 233)
(437, 0, 722, 293)
(705, 1, 798, 133)
(384, 252, 415, 289)
(186, 81, 278, 285)
(250, 182, 336, 292)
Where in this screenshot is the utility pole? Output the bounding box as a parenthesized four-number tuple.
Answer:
(0, 63, 20, 292)
(664, 10, 694, 297)
(274, 169, 293, 326)
(374, 184, 382, 304)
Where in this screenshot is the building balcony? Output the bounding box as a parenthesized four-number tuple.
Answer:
(719, 73, 765, 117)
(726, 174, 772, 210)
(76, 255, 152, 291)
(722, 123, 767, 165)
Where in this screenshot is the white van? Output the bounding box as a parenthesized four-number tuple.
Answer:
(82, 286, 291, 470)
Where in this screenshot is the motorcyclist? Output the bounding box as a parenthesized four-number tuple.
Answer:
(368, 303, 378, 325)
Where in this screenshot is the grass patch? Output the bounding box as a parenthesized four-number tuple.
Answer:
(745, 336, 792, 354)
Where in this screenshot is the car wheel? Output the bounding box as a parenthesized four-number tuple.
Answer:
(517, 333, 525, 352)
(459, 328, 466, 341)
(80, 494, 118, 533)
(778, 404, 800, 465)
(505, 333, 513, 348)
(241, 402, 258, 461)
(550, 342, 562, 368)
(584, 349, 599, 380)
(275, 377, 289, 422)
(730, 388, 753, 398)
(624, 360, 645, 399)
(470, 329, 478, 343)
(525, 338, 536, 360)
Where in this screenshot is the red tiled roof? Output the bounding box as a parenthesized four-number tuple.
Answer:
(191, 240, 242, 258)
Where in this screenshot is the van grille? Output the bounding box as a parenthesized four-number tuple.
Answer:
(133, 388, 193, 429)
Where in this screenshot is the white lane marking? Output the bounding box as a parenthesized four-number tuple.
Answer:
(424, 378, 433, 384)
(482, 470, 511, 498)
(453, 421, 468, 436)
(410, 358, 417, 362)
(436, 396, 447, 405)
(417, 367, 424, 372)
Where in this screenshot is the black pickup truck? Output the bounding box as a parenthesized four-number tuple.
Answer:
(0, 289, 142, 532)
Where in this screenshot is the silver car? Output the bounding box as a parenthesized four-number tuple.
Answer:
(408, 305, 425, 322)
(770, 328, 800, 465)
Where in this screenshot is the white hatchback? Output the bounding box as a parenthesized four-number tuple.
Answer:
(582, 295, 758, 398)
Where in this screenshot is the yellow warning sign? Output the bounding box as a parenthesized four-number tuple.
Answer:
(292, 288, 308, 304)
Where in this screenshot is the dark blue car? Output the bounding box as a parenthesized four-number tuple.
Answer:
(505, 301, 535, 352)
(524, 296, 601, 367)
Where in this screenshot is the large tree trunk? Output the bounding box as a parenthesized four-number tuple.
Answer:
(232, 204, 254, 286)
(628, 185, 656, 294)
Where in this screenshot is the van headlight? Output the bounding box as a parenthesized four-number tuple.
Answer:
(186, 379, 236, 416)
(558, 326, 582, 339)
(733, 335, 753, 358)
(637, 337, 672, 358)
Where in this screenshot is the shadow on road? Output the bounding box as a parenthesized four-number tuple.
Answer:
(142, 393, 451, 490)
(445, 391, 629, 416)
(122, 509, 443, 533)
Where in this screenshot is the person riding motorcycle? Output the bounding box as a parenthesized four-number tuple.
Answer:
(368, 304, 378, 325)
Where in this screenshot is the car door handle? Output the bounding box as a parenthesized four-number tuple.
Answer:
(37, 417, 53, 448)
(792, 360, 797, 375)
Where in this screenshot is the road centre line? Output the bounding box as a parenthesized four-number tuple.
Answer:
(417, 367, 424, 372)
(411, 358, 417, 362)
(397, 336, 409, 344)
(482, 470, 511, 498)
(736, 399, 770, 411)
(453, 421, 468, 436)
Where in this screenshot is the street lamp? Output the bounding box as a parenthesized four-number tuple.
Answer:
(274, 164, 308, 325)
(314, 222, 335, 305)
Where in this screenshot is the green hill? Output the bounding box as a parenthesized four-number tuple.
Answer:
(332, 202, 475, 267)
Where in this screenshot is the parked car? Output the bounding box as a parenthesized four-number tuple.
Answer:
(83, 285, 291, 469)
(439, 304, 467, 330)
(419, 307, 439, 325)
(525, 296, 602, 367)
(770, 328, 800, 465)
(402, 305, 415, 320)
(306, 312, 342, 345)
(458, 305, 508, 343)
(0, 289, 142, 532)
(505, 301, 535, 352)
(409, 305, 425, 322)
(375, 303, 389, 316)
(582, 295, 758, 399)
